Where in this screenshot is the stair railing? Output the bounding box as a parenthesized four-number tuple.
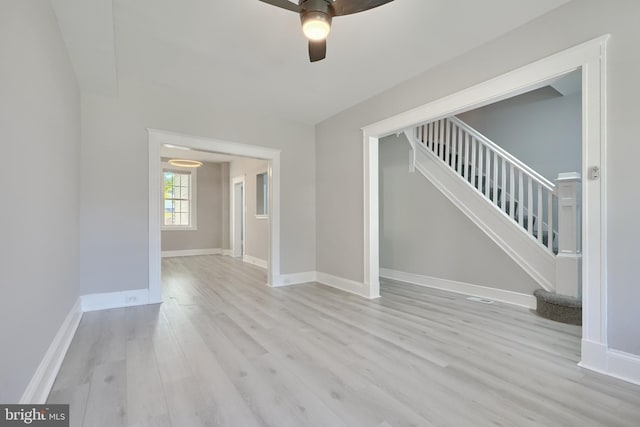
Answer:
(414, 116, 558, 255)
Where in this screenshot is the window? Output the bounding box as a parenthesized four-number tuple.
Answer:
(163, 167, 196, 229)
(256, 171, 268, 217)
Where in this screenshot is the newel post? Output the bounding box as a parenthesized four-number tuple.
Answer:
(555, 172, 582, 298)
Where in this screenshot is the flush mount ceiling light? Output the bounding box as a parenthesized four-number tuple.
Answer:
(168, 159, 203, 168)
(258, 0, 395, 62)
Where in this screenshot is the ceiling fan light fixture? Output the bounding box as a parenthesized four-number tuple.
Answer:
(168, 159, 203, 168)
(301, 11, 331, 41)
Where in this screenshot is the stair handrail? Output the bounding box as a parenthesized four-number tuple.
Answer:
(447, 116, 556, 193)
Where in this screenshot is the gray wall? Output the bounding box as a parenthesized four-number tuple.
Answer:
(379, 136, 539, 294)
(161, 161, 226, 252)
(230, 158, 269, 262)
(0, 1, 80, 402)
(457, 86, 582, 182)
(80, 81, 316, 295)
(316, 0, 640, 355)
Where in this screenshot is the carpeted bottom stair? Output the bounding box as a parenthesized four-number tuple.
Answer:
(533, 289, 582, 325)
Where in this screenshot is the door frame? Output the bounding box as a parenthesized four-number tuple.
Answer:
(231, 176, 246, 258)
(362, 36, 609, 373)
(148, 129, 281, 298)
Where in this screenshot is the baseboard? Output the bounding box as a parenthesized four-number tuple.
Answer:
(271, 271, 317, 287)
(579, 340, 640, 386)
(81, 289, 153, 312)
(222, 249, 233, 256)
(315, 272, 373, 298)
(243, 255, 268, 269)
(161, 248, 221, 258)
(380, 268, 537, 309)
(20, 298, 83, 404)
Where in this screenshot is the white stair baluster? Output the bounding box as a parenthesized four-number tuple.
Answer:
(436, 120, 444, 157)
(518, 169, 524, 227)
(463, 132, 469, 180)
(478, 142, 484, 193)
(547, 191, 554, 251)
(470, 136, 476, 187)
(527, 178, 533, 237)
(537, 185, 543, 244)
(424, 123, 431, 148)
(501, 160, 507, 213)
(456, 127, 462, 175)
(509, 164, 515, 220)
(430, 122, 435, 149)
(493, 151, 498, 207)
(444, 120, 450, 163)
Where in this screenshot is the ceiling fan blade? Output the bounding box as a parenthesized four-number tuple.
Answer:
(309, 39, 326, 62)
(257, 0, 302, 13)
(330, 0, 394, 16)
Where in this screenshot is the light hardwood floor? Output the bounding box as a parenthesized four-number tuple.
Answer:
(49, 255, 640, 426)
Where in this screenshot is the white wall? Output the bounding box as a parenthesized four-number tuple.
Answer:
(80, 79, 316, 295)
(230, 158, 269, 262)
(457, 86, 582, 182)
(0, 1, 80, 402)
(379, 136, 539, 294)
(161, 161, 226, 251)
(316, 0, 640, 355)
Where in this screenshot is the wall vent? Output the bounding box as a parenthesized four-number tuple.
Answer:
(467, 296, 495, 304)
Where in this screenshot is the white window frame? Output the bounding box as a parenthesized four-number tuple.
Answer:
(255, 170, 269, 219)
(161, 162, 198, 231)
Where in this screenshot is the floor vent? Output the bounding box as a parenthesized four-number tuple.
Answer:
(467, 296, 495, 304)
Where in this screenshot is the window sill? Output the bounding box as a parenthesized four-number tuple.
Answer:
(255, 215, 269, 220)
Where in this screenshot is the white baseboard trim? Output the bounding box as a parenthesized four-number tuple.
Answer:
(243, 255, 268, 269)
(316, 272, 373, 299)
(20, 298, 83, 404)
(222, 249, 233, 257)
(81, 288, 154, 312)
(271, 271, 317, 287)
(380, 268, 537, 309)
(579, 339, 640, 386)
(161, 248, 221, 258)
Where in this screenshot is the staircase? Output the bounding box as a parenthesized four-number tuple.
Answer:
(403, 116, 581, 298)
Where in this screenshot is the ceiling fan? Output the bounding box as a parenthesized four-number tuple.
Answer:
(258, 0, 395, 62)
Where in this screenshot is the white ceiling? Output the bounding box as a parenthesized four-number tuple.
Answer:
(52, 0, 571, 124)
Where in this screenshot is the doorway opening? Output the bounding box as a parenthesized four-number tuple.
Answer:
(148, 130, 281, 302)
(362, 36, 608, 373)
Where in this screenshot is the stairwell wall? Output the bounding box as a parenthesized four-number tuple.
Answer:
(457, 86, 582, 184)
(316, 0, 640, 355)
(379, 136, 540, 294)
